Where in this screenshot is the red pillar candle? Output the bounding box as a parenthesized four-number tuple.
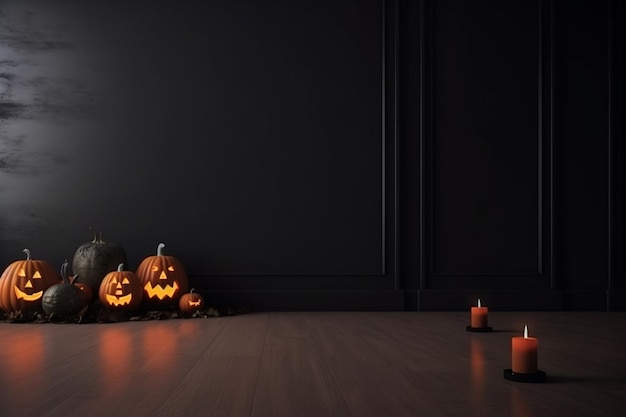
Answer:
(470, 299, 488, 328)
(511, 325, 538, 374)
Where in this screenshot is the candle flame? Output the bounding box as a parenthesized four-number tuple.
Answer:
(477, 298, 481, 308)
(523, 325, 528, 338)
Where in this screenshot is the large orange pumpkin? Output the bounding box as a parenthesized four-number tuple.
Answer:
(99, 263, 143, 311)
(135, 243, 189, 308)
(0, 249, 61, 314)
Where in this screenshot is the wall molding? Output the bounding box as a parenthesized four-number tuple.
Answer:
(195, 288, 626, 311)
(415, 289, 626, 311)
(196, 289, 406, 311)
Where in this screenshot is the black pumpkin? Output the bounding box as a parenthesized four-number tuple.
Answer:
(72, 230, 127, 294)
(42, 261, 88, 318)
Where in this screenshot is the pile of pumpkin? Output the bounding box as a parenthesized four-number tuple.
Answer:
(0, 232, 205, 322)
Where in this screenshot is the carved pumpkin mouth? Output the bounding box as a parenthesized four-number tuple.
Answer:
(14, 286, 43, 301)
(188, 299, 202, 307)
(144, 281, 179, 300)
(105, 293, 133, 306)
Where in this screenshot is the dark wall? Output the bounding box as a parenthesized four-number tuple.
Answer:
(0, 0, 622, 310)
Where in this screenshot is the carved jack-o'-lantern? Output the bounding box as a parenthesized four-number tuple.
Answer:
(179, 288, 204, 315)
(135, 243, 189, 308)
(99, 263, 143, 311)
(0, 249, 61, 314)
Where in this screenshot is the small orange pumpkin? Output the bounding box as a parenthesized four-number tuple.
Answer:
(136, 243, 189, 308)
(99, 263, 143, 311)
(0, 249, 61, 314)
(179, 288, 204, 314)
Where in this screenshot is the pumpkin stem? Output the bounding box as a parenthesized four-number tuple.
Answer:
(97, 232, 104, 244)
(117, 263, 124, 272)
(190, 288, 195, 294)
(89, 227, 97, 243)
(157, 242, 166, 256)
(22, 248, 32, 260)
(70, 274, 80, 285)
(60, 260, 70, 284)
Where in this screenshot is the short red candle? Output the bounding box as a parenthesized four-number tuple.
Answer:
(470, 299, 488, 328)
(511, 325, 538, 374)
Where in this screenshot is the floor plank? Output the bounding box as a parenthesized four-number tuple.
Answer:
(304, 312, 447, 416)
(249, 313, 352, 417)
(152, 313, 268, 417)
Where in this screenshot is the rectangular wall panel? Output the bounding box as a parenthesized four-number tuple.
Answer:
(426, 0, 544, 278)
(554, 0, 609, 290)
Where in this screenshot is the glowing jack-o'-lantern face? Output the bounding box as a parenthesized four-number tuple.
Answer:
(179, 288, 204, 315)
(14, 268, 44, 301)
(0, 249, 61, 314)
(144, 265, 180, 300)
(106, 276, 133, 306)
(98, 264, 143, 311)
(188, 299, 202, 308)
(136, 243, 189, 308)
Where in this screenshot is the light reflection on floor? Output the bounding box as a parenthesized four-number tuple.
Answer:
(98, 326, 135, 395)
(0, 320, 208, 413)
(470, 337, 486, 409)
(0, 326, 45, 384)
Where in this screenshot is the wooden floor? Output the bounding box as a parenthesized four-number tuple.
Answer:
(0, 312, 625, 417)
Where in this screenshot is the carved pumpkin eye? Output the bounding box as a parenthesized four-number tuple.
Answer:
(122, 277, 130, 284)
(151, 266, 159, 272)
(33, 271, 42, 279)
(168, 266, 174, 272)
(18, 268, 26, 277)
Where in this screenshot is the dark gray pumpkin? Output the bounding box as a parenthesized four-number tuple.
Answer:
(42, 261, 87, 318)
(72, 230, 127, 293)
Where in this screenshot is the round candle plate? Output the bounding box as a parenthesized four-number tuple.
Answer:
(503, 369, 547, 383)
(466, 325, 493, 332)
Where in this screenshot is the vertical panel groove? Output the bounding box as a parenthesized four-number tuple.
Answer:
(418, 0, 425, 299)
(607, 0, 615, 309)
(382, 0, 387, 276)
(548, 0, 555, 289)
(539, 0, 545, 277)
(426, 0, 435, 280)
(393, 0, 400, 290)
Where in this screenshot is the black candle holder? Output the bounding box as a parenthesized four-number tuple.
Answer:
(466, 325, 493, 332)
(503, 369, 547, 383)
